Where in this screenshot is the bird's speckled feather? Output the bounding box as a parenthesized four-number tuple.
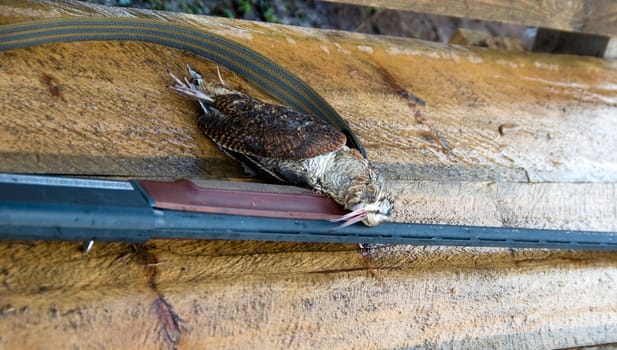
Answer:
(199, 93, 347, 160)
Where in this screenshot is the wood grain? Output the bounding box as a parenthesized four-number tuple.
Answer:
(1, 240, 617, 349)
(2, 4, 617, 184)
(389, 181, 617, 231)
(325, 0, 617, 37)
(1, 1, 617, 349)
(1, 2, 616, 230)
(449, 28, 526, 52)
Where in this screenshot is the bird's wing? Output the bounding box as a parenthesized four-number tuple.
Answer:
(198, 93, 347, 160)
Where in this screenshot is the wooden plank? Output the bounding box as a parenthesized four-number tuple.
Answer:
(1, 240, 616, 349)
(2, 3, 617, 185)
(1, 0, 616, 231)
(390, 181, 617, 231)
(449, 28, 526, 52)
(0, 1, 617, 349)
(324, 0, 617, 38)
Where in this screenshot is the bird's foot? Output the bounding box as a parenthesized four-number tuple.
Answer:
(168, 67, 213, 103)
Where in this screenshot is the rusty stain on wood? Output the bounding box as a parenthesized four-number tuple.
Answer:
(374, 64, 427, 107)
(152, 297, 182, 346)
(40, 73, 64, 100)
(132, 243, 184, 347)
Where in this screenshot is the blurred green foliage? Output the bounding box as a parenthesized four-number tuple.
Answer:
(85, 0, 281, 22)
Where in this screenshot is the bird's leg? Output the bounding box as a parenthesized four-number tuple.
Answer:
(168, 71, 213, 103)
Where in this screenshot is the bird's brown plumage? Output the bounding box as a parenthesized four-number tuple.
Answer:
(199, 93, 347, 160)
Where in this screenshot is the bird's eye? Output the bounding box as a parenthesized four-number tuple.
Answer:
(383, 207, 392, 217)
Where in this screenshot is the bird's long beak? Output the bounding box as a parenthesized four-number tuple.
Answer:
(329, 208, 367, 229)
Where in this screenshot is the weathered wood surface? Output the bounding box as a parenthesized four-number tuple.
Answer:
(449, 28, 526, 52)
(325, 0, 617, 37)
(1, 1, 617, 349)
(2, 241, 617, 350)
(2, 2, 617, 186)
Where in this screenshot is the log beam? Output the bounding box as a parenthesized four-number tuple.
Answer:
(1, 2, 617, 230)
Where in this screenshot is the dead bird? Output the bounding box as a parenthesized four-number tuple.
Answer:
(169, 66, 392, 227)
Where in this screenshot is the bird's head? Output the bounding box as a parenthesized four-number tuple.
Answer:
(326, 150, 393, 228)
